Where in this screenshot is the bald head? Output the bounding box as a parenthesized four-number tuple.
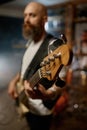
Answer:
(24, 2, 47, 17)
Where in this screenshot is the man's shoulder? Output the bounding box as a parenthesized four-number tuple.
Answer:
(46, 33, 63, 45)
(46, 33, 64, 52)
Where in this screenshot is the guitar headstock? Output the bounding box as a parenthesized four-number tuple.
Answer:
(40, 44, 73, 81)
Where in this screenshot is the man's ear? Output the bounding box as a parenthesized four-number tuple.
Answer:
(43, 15, 48, 23)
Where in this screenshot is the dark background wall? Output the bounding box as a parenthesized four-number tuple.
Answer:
(0, 16, 26, 88)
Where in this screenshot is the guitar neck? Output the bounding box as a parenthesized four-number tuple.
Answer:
(28, 69, 42, 89)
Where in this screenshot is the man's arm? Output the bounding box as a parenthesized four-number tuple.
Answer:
(8, 73, 20, 99)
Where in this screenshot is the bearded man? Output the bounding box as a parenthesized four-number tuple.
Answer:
(8, 2, 67, 130)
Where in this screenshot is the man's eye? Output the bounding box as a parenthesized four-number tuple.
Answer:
(30, 14, 36, 17)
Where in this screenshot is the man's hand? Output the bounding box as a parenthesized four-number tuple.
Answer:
(24, 80, 61, 100)
(8, 80, 18, 99)
(23, 80, 44, 99)
(8, 73, 20, 99)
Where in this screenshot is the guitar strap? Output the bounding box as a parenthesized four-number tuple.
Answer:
(23, 33, 56, 80)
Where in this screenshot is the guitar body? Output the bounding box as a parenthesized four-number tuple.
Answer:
(16, 81, 29, 116)
(16, 44, 73, 116)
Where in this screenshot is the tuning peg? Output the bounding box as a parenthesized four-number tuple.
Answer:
(48, 56, 55, 61)
(40, 60, 50, 67)
(40, 61, 46, 67)
(46, 71, 51, 75)
(53, 52, 61, 58)
(44, 60, 50, 64)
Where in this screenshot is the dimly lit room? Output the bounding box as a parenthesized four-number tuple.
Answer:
(0, 0, 87, 130)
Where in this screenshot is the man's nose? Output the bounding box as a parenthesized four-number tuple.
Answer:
(24, 15, 30, 24)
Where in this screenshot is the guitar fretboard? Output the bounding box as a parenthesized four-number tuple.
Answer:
(28, 69, 42, 88)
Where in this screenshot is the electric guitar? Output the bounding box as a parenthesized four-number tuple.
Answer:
(16, 44, 73, 116)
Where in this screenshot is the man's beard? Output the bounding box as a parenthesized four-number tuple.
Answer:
(22, 23, 42, 40)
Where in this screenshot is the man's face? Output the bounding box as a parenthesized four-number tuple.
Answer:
(23, 3, 45, 39)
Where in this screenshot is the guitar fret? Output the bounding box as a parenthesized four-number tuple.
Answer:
(29, 69, 42, 88)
